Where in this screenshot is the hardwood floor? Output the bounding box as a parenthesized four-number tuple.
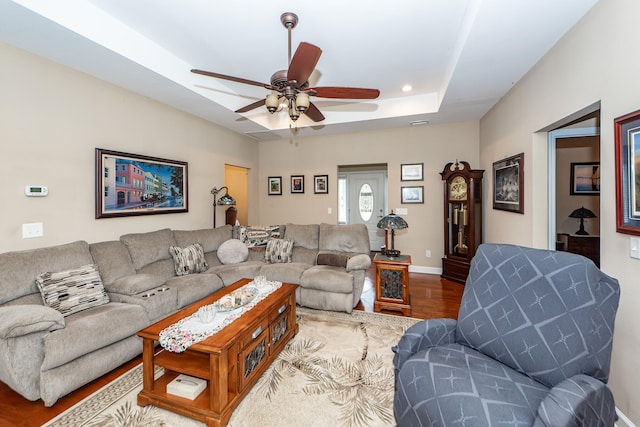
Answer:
(0, 267, 464, 426)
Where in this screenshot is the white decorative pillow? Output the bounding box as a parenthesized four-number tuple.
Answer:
(233, 225, 281, 247)
(264, 238, 294, 264)
(217, 239, 249, 264)
(169, 243, 209, 276)
(36, 264, 109, 317)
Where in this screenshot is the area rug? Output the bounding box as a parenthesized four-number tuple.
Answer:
(44, 307, 420, 427)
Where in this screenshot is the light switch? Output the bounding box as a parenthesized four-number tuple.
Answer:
(630, 237, 640, 259)
(327, 207, 332, 214)
(23, 222, 43, 239)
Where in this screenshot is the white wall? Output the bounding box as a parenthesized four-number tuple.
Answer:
(480, 0, 640, 420)
(256, 122, 480, 270)
(0, 42, 258, 252)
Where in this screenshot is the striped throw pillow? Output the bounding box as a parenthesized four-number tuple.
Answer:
(264, 238, 294, 264)
(36, 264, 109, 317)
(169, 243, 208, 276)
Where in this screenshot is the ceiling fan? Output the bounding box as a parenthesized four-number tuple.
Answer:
(191, 12, 380, 123)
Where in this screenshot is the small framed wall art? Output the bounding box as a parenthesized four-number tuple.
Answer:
(268, 176, 282, 195)
(314, 175, 328, 194)
(401, 163, 424, 181)
(291, 175, 304, 193)
(493, 153, 524, 214)
(401, 186, 424, 204)
(570, 162, 600, 195)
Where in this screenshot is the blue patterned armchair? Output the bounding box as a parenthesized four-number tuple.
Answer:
(393, 243, 620, 426)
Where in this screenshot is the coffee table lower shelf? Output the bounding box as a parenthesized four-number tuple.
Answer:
(136, 280, 298, 427)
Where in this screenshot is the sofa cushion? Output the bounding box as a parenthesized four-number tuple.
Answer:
(217, 239, 249, 264)
(264, 239, 294, 263)
(284, 224, 319, 249)
(36, 264, 110, 317)
(319, 223, 370, 253)
(165, 273, 224, 308)
(41, 302, 148, 370)
(206, 261, 264, 285)
(0, 240, 93, 305)
(234, 225, 281, 247)
(169, 243, 208, 275)
(0, 305, 64, 339)
(120, 228, 176, 270)
(173, 226, 232, 252)
(260, 262, 308, 284)
(107, 274, 166, 296)
(300, 266, 353, 293)
(89, 240, 136, 286)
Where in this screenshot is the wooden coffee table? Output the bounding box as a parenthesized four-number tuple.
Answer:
(137, 279, 298, 427)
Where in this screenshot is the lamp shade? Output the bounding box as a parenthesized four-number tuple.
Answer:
(377, 212, 409, 230)
(217, 193, 236, 206)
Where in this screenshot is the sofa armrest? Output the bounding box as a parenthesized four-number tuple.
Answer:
(533, 374, 616, 427)
(346, 254, 371, 272)
(392, 318, 457, 375)
(0, 305, 64, 339)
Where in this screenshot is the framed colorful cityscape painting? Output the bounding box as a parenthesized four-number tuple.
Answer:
(95, 148, 188, 218)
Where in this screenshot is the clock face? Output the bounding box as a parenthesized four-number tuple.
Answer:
(449, 176, 468, 201)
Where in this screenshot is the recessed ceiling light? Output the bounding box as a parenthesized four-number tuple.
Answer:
(402, 85, 413, 92)
(410, 120, 429, 126)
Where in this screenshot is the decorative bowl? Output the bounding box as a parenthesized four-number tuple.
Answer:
(197, 304, 218, 323)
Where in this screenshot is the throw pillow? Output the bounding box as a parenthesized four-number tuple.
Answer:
(233, 225, 281, 247)
(36, 264, 110, 317)
(169, 243, 208, 276)
(217, 239, 249, 264)
(264, 238, 294, 264)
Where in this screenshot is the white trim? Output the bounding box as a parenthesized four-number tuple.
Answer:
(409, 265, 442, 275)
(616, 407, 637, 427)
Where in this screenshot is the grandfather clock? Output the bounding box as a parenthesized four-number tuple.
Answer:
(440, 161, 484, 284)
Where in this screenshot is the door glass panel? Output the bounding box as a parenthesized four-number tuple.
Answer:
(359, 184, 373, 221)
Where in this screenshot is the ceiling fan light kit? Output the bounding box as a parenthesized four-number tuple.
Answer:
(191, 12, 380, 125)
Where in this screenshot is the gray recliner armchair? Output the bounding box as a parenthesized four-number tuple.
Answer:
(393, 243, 620, 426)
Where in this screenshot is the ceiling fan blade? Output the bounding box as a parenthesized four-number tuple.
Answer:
(287, 42, 322, 86)
(309, 87, 380, 99)
(235, 99, 266, 113)
(191, 69, 274, 90)
(305, 102, 325, 122)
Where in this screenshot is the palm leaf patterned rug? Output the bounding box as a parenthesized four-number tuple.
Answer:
(44, 307, 420, 427)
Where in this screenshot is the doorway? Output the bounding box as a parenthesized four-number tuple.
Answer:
(224, 164, 249, 225)
(338, 165, 387, 251)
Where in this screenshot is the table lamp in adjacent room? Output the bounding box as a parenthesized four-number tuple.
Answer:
(376, 211, 409, 257)
(569, 206, 596, 235)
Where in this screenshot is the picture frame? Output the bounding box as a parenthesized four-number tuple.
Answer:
(291, 175, 304, 193)
(570, 162, 600, 195)
(268, 176, 282, 195)
(314, 175, 328, 194)
(493, 153, 524, 214)
(401, 163, 424, 181)
(401, 186, 424, 204)
(615, 109, 640, 235)
(95, 148, 188, 219)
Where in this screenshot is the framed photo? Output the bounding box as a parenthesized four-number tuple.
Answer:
(401, 163, 424, 181)
(493, 153, 524, 214)
(291, 175, 304, 193)
(95, 148, 188, 219)
(268, 176, 282, 195)
(570, 162, 600, 195)
(401, 186, 424, 204)
(314, 175, 328, 194)
(615, 109, 640, 235)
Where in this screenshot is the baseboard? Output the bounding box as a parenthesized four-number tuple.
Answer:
(409, 265, 442, 275)
(616, 407, 636, 427)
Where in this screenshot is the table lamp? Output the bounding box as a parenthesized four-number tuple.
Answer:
(569, 206, 596, 235)
(376, 211, 409, 257)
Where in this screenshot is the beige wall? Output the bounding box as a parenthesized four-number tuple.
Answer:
(256, 122, 480, 270)
(0, 42, 258, 253)
(480, 0, 640, 420)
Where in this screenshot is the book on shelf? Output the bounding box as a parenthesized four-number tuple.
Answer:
(166, 374, 207, 400)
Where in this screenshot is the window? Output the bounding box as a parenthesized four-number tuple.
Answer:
(359, 183, 373, 222)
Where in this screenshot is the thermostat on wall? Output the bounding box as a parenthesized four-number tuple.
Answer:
(25, 185, 48, 196)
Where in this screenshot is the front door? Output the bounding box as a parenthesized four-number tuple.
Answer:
(348, 172, 386, 251)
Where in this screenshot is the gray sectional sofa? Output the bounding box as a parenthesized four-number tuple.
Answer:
(0, 223, 370, 406)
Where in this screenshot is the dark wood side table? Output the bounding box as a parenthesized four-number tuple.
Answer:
(373, 253, 411, 316)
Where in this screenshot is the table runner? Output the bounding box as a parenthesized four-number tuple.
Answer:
(159, 279, 282, 353)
